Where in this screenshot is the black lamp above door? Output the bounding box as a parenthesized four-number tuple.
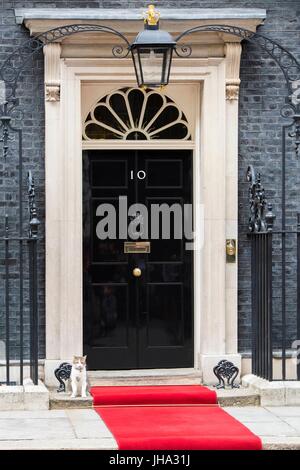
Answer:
(130, 5, 176, 88)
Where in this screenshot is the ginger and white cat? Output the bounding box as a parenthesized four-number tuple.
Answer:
(70, 355, 87, 398)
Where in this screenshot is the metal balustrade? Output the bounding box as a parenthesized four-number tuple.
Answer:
(0, 172, 40, 385)
(247, 166, 300, 381)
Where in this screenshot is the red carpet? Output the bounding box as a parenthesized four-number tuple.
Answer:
(91, 385, 262, 450)
(91, 385, 217, 406)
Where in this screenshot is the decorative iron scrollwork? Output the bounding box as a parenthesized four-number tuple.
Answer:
(280, 104, 300, 157)
(0, 24, 131, 158)
(175, 24, 300, 156)
(246, 165, 276, 233)
(213, 360, 240, 389)
(27, 171, 40, 238)
(0, 23, 300, 160)
(0, 102, 12, 160)
(175, 25, 300, 101)
(0, 24, 130, 89)
(112, 44, 130, 59)
(54, 362, 72, 393)
(288, 113, 300, 157)
(174, 44, 192, 58)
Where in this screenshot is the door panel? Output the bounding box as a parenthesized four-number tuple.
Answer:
(83, 150, 193, 369)
(83, 150, 136, 370)
(137, 151, 193, 368)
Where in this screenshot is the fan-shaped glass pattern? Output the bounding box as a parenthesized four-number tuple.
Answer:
(83, 87, 191, 141)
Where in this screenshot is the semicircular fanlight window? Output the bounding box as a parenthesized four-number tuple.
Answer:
(83, 87, 191, 141)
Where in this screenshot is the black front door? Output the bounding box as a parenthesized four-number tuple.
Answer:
(83, 150, 193, 369)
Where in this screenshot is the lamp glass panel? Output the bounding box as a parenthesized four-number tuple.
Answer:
(131, 48, 143, 86)
(139, 47, 165, 85)
(162, 48, 172, 84)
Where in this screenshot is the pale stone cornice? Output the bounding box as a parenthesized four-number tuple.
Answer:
(15, 8, 266, 24)
(15, 8, 265, 45)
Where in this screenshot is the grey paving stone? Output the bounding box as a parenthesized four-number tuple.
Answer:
(65, 409, 114, 439)
(71, 420, 115, 439)
(0, 438, 118, 450)
(224, 406, 282, 422)
(65, 409, 100, 421)
(280, 417, 300, 433)
(0, 418, 75, 440)
(265, 407, 300, 418)
(242, 421, 300, 437)
(0, 410, 66, 419)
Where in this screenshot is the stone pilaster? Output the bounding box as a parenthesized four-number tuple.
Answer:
(225, 43, 242, 101)
(44, 43, 61, 102)
(225, 42, 242, 357)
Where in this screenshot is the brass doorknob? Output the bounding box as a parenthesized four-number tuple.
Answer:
(132, 267, 142, 277)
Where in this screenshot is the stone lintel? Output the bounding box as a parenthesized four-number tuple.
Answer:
(15, 8, 266, 24)
(15, 8, 265, 42)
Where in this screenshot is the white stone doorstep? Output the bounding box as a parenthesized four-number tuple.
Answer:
(242, 374, 300, 406)
(0, 380, 49, 411)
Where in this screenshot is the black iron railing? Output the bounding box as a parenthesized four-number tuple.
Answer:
(250, 231, 273, 380)
(0, 171, 40, 385)
(247, 165, 300, 381)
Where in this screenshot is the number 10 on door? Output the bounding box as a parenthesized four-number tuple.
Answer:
(130, 170, 146, 180)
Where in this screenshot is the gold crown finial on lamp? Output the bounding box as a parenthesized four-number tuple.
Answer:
(144, 4, 160, 26)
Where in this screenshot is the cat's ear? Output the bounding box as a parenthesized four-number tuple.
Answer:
(83, 355, 87, 363)
(73, 355, 78, 362)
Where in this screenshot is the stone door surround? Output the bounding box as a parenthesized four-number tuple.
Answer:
(15, 8, 266, 385)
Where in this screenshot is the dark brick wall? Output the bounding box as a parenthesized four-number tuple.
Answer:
(0, 1, 299, 359)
